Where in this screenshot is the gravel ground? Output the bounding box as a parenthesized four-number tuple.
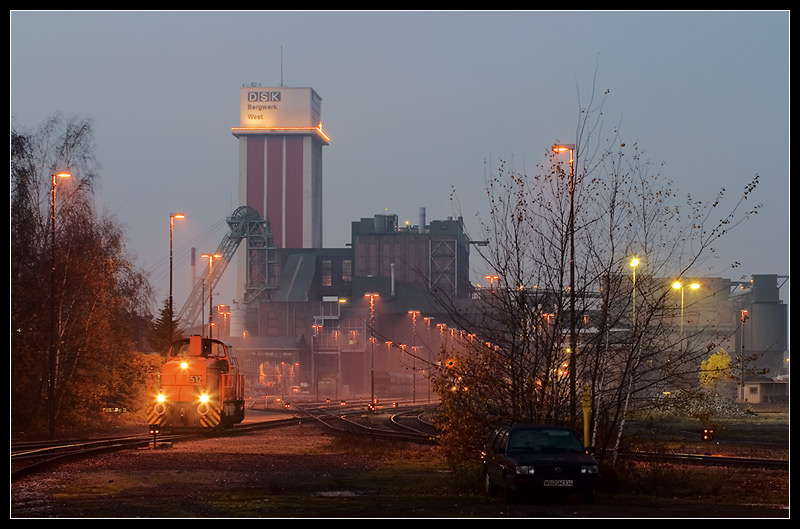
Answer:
(12, 423, 393, 517)
(11, 421, 790, 518)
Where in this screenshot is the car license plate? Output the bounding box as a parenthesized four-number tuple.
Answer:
(544, 479, 573, 487)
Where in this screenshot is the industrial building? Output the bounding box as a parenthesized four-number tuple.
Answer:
(222, 210, 474, 399)
(170, 85, 472, 399)
(730, 274, 789, 403)
(176, 85, 787, 403)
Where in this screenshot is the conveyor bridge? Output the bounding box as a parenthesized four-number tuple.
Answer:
(177, 206, 278, 327)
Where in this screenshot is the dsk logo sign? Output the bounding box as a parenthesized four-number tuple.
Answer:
(248, 91, 281, 102)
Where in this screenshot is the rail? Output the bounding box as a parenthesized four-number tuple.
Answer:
(13, 404, 787, 482)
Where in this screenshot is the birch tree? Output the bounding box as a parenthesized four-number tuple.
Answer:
(11, 114, 152, 434)
(429, 85, 761, 464)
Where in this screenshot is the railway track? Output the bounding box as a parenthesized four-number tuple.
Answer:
(617, 450, 789, 470)
(292, 402, 439, 444)
(12, 433, 158, 480)
(11, 401, 787, 481)
(10, 400, 436, 481)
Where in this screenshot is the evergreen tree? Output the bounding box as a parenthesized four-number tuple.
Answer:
(149, 297, 184, 355)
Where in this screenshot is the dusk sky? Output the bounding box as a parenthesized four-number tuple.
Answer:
(11, 10, 789, 322)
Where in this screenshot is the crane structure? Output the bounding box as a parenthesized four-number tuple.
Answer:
(177, 206, 278, 328)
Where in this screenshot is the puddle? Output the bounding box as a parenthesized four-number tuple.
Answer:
(313, 490, 366, 497)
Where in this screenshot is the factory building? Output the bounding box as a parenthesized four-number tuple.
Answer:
(193, 85, 788, 403)
(351, 209, 472, 303)
(730, 274, 789, 403)
(225, 209, 473, 398)
(220, 85, 476, 398)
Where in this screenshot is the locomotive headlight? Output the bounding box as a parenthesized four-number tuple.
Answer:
(154, 393, 167, 415)
(197, 392, 210, 416)
(180, 361, 189, 370)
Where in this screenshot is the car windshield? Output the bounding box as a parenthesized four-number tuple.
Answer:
(507, 428, 584, 453)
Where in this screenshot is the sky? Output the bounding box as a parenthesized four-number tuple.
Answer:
(10, 10, 790, 322)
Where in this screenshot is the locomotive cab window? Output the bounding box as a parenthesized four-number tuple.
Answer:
(168, 336, 229, 359)
(170, 341, 192, 358)
(207, 341, 227, 358)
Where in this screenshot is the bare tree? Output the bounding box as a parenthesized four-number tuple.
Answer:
(11, 114, 152, 435)
(429, 85, 761, 464)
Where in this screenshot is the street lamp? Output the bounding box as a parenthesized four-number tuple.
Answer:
(169, 212, 185, 345)
(49, 171, 71, 440)
(629, 257, 640, 327)
(553, 142, 577, 425)
(672, 280, 700, 351)
(216, 304, 231, 338)
(365, 293, 379, 406)
(423, 316, 434, 402)
(201, 253, 222, 338)
(408, 310, 421, 402)
(739, 309, 749, 402)
(312, 323, 322, 400)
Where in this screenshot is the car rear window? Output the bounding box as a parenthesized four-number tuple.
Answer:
(508, 428, 584, 452)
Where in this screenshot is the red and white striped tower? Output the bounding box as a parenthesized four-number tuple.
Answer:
(231, 86, 330, 308)
(232, 85, 329, 249)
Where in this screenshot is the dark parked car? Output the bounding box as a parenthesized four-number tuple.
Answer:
(481, 424, 600, 502)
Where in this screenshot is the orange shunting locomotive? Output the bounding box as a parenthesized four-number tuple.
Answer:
(149, 336, 245, 430)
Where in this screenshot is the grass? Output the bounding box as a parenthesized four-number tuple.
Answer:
(597, 406, 789, 508)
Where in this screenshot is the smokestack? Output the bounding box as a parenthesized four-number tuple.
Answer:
(419, 207, 426, 233)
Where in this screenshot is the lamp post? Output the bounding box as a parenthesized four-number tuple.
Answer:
(201, 253, 222, 338)
(423, 316, 434, 402)
(218, 304, 230, 338)
(408, 310, 420, 402)
(312, 323, 322, 401)
(672, 280, 700, 351)
(630, 257, 640, 328)
(365, 293, 379, 407)
(169, 212, 185, 345)
(739, 309, 749, 402)
(49, 171, 71, 440)
(553, 143, 577, 425)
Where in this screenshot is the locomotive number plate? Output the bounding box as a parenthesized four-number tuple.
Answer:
(189, 375, 204, 384)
